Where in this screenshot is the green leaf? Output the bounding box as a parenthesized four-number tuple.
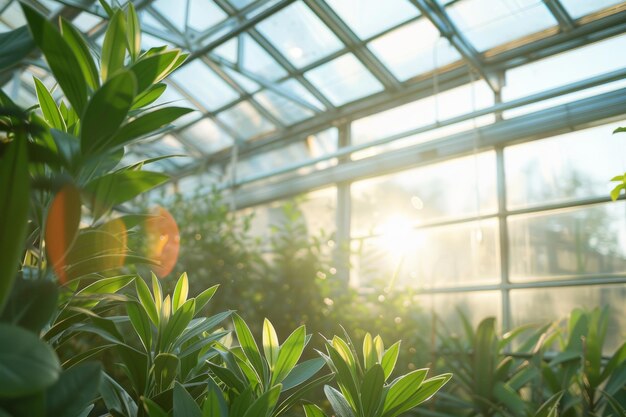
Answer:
(242, 384, 282, 417)
(382, 369, 429, 417)
(125, 2, 141, 61)
(534, 391, 563, 417)
(613, 126, 626, 134)
(59, 18, 100, 90)
(0, 26, 35, 72)
(142, 397, 169, 417)
(233, 313, 265, 382)
(203, 379, 228, 417)
(263, 318, 280, 369)
(281, 358, 326, 391)
(0, 278, 58, 333)
(132, 82, 167, 109)
(62, 344, 113, 369)
(172, 272, 189, 313)
(303, 403, 329, 417)
(152, 272, 163, 313)
(272, 325, 306, 385)
(611, 184, 625, 201)
(601, 390, 626, 417)
(363, 333, 377, 371)
(404, 374, 452, 411)
(381, 341, 400, 381)
(129, 50, 181, 94)
(21, 5, 88, 114)
(161, 298, 195, 351)
(174, 310, 233, 349)
(0, 324, 61, 398)
(127, 301, 152, 351)
(194, 284, 219, 316)
(33, 77, 66, 131)
(84, 170, 169, 219)
(361, 364, 384, 417)
(0, 136, 29, 312)
(154, 353, 179, 391)
(173, 382, 202, 417)
(107, 106, 193, 150)
(324, 386, 356, 417)
(98, 0, 114, 17)
(81, 70, 137, 155)
(46, 362, 101, 417)
(136, 276, 159, 325)
(101, 9, 127, 81)
(326, 344, 359, 411)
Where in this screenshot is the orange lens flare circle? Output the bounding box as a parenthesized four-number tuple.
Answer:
(145, 206, 180, 278)
(45, 184, 81, 284)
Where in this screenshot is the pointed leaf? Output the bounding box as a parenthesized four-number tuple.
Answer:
(101, 10, 127, 81)
(60, 18, 99, 90)
(173, 382, 202, 417)
(125, 2, 141, 61)
(127, 301, 152, 351)
(381, 341, 401, 381)
(272, 325, 306, 385)
(0, 26, 35, 72)
(263, 318, 280, 369)
(324, 386, 356, 417)
(34, 77, 66, 131)
(135, 276, 159, 325)
(303, 403, 329, 417)
(46, 362, 101, 417)
(233, 313, 265, 382)
(172, 272, 189, 313)
(194, 284, 219, 316)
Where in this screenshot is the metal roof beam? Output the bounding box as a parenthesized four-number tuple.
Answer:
(302, 0, 401, 91)
(409, 0, 500, 92)
(543, 0, 576, 32)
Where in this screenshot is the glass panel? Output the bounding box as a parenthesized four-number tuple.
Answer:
(179, 118, 234, 154)
(147, 134, 188, 155)
(508, 202, 626, 281)
(214, 38, 238, 63)
(351, 152, 498, 236)
(0, 1, 25, 29)
(445, 0, 556, 52)
(505, 121, 626, 209)
(229, 0, 256, 9)
(241, 34, 288, 81)
(510, 285, 626, 352)
(216, 100, 275, 139)
(325, 0, 419, 39)
(188, 0, 228, 31)
(416, 291, 502, 329)
(254, 90, 315, 125)
(304, 54, 384, 106)
(153, 1, 186, 32)
(73, 12, 103, 33)
(172, 60, 239, 110)
(368, 18, 461, 81)
(223, 66, 261, 93)
(560, 0, 624, 19)
(503, 34, 626, 102)
(255, 2, 343, 68)
(352, 218, 500, 288)
(279, 78, 325, 110)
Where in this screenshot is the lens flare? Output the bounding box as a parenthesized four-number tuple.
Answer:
(145, 206, 180, 278)
(45, 184, 81, 284)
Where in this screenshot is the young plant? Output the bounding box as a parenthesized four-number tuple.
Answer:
(305, 332, 452, 417)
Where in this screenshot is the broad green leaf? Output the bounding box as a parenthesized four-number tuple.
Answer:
(324, 386, 356, 417)
(101, 10, 127, 81)
(127, 301, 152, 351)
(125, 2, 141, 61)
(263, 318, 280, 369)
(46, 362, 101, 417)
(107, 106, 193, 150)
(84, 170, 169, 219)
(326, 344, 359, 410)
(21, 4, 88, 114)
(49, 128, 79, 168)
(363, 333, 377, 371)
(613, 126, 626, 134)
(0, 323, 61, 398)
(272, 325, 306, 385)
(303, 404, 328, 417)
(154, 353, 179, 391)
(242, 384, 282, 417)
(174, 310, 233, 348)
(34, 77, 66, 131)
(172, 272, 189, 313)
(493, 382, 526, 416)
(81, 70, 137, 155)
(233, 313, 265, 382)
(611, 184, 624, 201)
(204, 379, 229, 417)
(160, 295, 172, 334)
(381, 341, 401, 381)
(611, 175, 624, 181)
(194, 284, 219, 316)
(208, 362, 246, 393)
(382, 369, 429, 417)
(129, 50, 180, 94)
(161, 298, 195, 351)
(281, 358, 326, 391)
(62, 344, 113, 369)
(0, 26, 35, 72)
(0, 135, 29, 311)
(132, 82, 167, 109)
(601, 390, 626, 417)
(0, 278, 58, 333)
(98, 0, 114, 17)
(59, 18, 99, 90)
(173, 382, 202, 417)
(136, 276, 159, 325)
(361, 364, 384, 417)
(373, 335, 384, 362)
(275, 373, 335, 416)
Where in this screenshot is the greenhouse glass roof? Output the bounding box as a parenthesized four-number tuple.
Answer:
(2, 0, 625, 188)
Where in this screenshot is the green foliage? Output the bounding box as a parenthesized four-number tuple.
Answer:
(313, 333, 451, 417)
